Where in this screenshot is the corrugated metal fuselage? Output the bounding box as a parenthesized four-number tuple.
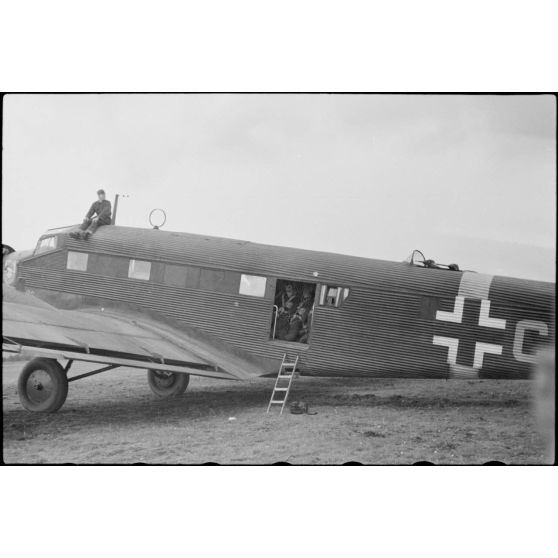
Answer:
(13, 226, 555, 379)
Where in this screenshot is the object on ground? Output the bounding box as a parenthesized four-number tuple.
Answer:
(289, 400, 317, 415)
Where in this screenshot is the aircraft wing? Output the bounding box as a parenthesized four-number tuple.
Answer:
(2, 292, 274, 380)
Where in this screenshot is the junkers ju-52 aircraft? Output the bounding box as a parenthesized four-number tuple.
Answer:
(2, 222, 555, 413)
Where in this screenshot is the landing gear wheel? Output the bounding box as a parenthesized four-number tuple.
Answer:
(147, 370, 190, 398)
(17, 358, 68, 412)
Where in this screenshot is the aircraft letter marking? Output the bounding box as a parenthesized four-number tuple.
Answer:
(513, 320, 549, 364)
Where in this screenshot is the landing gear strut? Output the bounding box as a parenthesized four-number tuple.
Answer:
(14, 357, 191, 411)
(16, 358, 118, 413)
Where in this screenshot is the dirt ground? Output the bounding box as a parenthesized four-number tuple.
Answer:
(2, 359, 550, 464)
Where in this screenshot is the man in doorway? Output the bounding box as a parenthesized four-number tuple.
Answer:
(277, 306, 308, 342)
(279, 283, 299, 312)
(298, 284, 314, 312)
(70, 189, 112, 240)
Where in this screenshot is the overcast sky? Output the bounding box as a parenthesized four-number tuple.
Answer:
(2, 94, 555, 282)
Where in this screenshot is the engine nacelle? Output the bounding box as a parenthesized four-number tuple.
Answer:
(3, 244, 33, 288)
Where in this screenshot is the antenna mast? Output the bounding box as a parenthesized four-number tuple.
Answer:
(112, 193, 129, 225)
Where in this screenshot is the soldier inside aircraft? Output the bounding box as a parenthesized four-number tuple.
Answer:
(276, 305, 308, 342)
(272, 280, 316, 343)
(275, 282, 300, 312)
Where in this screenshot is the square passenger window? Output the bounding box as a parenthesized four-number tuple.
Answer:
(128, 259, 151, 280)
(239, 274, 267, 297)
(66, 251, 88, 271)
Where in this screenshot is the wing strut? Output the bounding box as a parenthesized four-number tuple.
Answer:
(67, 364, 119, 383)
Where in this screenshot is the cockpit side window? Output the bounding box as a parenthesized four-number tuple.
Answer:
(34, 235, 58, 255)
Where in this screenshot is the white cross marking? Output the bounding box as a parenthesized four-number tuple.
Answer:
(433, 288, 507, 369)
(433, 336, 459, 365)
(473, 342, 503, 368)
(478, 299, 506, 329)
(435, 295, 464, 323)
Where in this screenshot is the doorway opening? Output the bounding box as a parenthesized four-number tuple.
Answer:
(270, 279, 316, 344)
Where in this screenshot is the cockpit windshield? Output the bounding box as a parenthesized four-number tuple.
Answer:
(34, 235, 58, 255)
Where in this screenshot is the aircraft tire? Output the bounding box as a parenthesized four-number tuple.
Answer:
(147, 370, 190, 398)
(17, 358, 68, 413)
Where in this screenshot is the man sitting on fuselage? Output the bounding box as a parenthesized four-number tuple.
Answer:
(70, 189, 112, 240)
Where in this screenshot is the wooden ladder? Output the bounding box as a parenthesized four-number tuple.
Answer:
(266, 353, 299, 414)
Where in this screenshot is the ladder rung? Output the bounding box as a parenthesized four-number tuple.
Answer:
(267, 354, 298, 412)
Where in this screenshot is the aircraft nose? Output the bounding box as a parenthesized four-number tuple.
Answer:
(3, 250, 19, 285)
(3, 244, 15, 257)
(3, 245, 32, 287)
